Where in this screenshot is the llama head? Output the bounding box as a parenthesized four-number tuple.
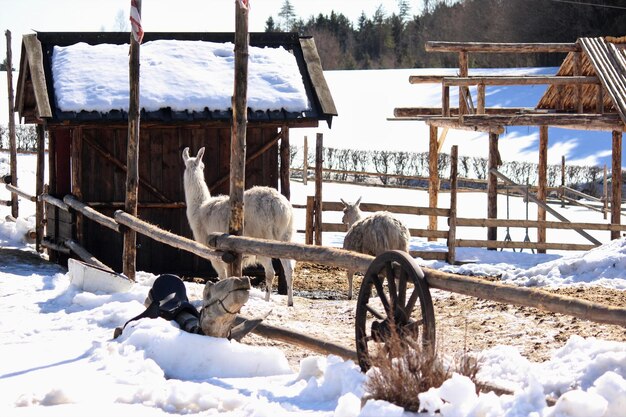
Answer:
(341, 196, 363, 227)
(182, 147, 205, 172)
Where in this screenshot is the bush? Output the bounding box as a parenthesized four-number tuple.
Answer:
(0, 124, 39, 151)
(364, 328, 482, 412)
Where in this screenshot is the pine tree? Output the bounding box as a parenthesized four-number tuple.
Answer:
(278, 0, 296, 31)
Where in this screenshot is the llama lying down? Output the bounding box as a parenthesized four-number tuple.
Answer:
(182, 146, 296, 306)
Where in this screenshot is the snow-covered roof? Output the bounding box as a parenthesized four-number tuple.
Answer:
(16, 32, 337, 125)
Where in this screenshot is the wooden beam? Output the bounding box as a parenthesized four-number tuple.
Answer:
(442, 76, 600, 86)
(424, 118, 505, 134)
(394, 107, 534, 117)
(461, 114, 625, 131)
(64, 195, 120, 233)
(455, 239, 595, 252)
(425, 41, 579, 53)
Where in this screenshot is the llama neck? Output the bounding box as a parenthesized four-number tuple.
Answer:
(184, 168, 212, 210)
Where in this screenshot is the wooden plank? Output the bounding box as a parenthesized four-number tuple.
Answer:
(424, 118, 506, 134)
(299, 38, 337, 116)
(21, 34, 52, 118)
(442, 76, 600, 86)
(461, 114, 625, 131)
(5, 30, 18, 218)
(455, 217, 626, 231)
(455, 239, 595, 251)
(394, 107, 533, 116)
(425, 41, 579, 53)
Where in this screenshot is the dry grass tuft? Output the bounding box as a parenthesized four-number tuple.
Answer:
(364, 328, 482, 412)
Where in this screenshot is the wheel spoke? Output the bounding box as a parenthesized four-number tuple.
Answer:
(365, 303, 385, 320)
(405, 286, 419, 313)
(372, 275, 391, 313)
(386, 262, 398, 307)
(398, 268, 407, 307)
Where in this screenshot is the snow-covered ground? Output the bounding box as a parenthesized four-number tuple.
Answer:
(1, 151, 626, 416)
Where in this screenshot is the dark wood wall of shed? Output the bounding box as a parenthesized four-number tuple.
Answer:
(52, 125, 280, 278)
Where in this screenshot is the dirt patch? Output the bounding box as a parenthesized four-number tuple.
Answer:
(247, 262, 626, 370)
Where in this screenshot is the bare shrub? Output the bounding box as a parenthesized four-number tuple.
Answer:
(364, 328, 482, 412)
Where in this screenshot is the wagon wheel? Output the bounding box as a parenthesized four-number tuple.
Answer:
(355, 250, 436, 372)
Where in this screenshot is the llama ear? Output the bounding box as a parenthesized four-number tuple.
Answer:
(182, 147, 190, 162)
(197, 147, 205, 160)
(355, 196, 362, 206)
(340, 198, 348, 207)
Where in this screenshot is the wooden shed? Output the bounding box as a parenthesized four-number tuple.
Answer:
(15, 31, 336, 276)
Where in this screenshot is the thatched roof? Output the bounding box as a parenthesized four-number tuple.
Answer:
(536, 36, 626, 124)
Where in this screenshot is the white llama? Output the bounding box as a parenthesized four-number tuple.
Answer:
(341, 197, 410, 300)
(182, 146, 296, 306)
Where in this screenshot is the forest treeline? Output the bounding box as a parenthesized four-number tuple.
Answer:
(267, 0, 626, 70)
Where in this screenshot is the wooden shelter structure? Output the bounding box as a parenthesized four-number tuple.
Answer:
(14, 31, 336, 276)
(393, 36, 626, 251)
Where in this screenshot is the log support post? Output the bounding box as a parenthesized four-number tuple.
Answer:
(611, 130, 622, 240)
(71, 127, 83, 243)
(228, 0, 249, 277)
(561, 155, 566, 208)
(447, 145, 458, 264)
(302, 136, 308, 185)
(35, 124, 46, 253)
(123, 0, 141, 281)
(487, 132, 499, 244)
(314, 133, 323, 245)
(279, 125, 290, 200)
(5, 30, 18, 219)
(428, 125, 439, 240)
(458, 51, 469, 115)
(538, 126, 548, 252)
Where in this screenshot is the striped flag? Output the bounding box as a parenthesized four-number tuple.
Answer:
(130, 0, 144, 44)
(237, 0, 249, 10)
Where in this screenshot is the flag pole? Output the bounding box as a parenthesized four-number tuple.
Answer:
(123, 0, 144, 281)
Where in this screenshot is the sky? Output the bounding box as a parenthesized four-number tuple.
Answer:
(1, 152, 626, 416)
(0, 0, 421, 64)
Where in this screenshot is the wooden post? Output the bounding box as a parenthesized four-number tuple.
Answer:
(537, 126, 548, 253)
(71, 127, 83, 243)
(305, 195, 314, 245)
(487, 132, 499, 244)
(5, 30, 18, 219)
(123, 0, 142, 281)
(428, 125, 438, 241)
(458, 51, 468, 115)
(228, 0, 249, 277)
(279, 125, 290, 200)
(603, 164, 608, 220)
(611, 131, 622, 240)
(477, 83, 485, 114)
(447, 145, 458, 264)
(35, 124, 45, 253)
(561, 155, 566, 208)
(442, 85, 450, 117)
(314, 133, 323, 245)
(302, 136, 308, 185)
